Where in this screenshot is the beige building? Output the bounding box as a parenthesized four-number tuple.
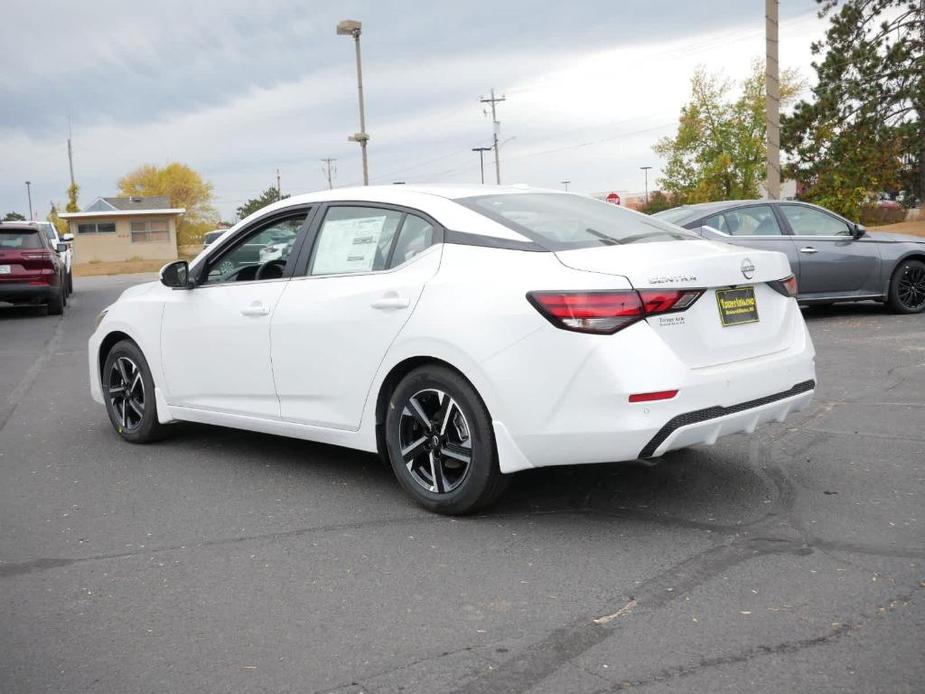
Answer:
(60, 196, 185, 263)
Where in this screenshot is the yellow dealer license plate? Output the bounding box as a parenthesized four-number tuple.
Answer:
(716, 286, 759, 326)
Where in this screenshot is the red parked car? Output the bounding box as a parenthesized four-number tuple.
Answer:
(0, 222, 69, 315)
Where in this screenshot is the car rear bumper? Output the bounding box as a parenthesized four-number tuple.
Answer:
(0, 282, 58, 303)
(486, 307, 816, 473)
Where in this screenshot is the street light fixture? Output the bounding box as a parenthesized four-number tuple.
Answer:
(640, 166, 653, 205)
(337, 19, 369, 185)
(472, 147, 492, 184)
(561, 180, 571, 191)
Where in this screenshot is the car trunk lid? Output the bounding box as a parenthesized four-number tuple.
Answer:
(555, 239, 799, 368)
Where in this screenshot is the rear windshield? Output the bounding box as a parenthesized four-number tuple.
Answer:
(458, 194, 697, 250)
(653, 207, 698, 225)
(0, 230, 44, 249)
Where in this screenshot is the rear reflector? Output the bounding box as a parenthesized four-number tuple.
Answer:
(628, 390, 679, 403)
(527, 289, 703, 334)
(768, 275, 798, 298)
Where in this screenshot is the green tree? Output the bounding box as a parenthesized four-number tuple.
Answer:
(782, 0, 924, 218)
(236, 187, 289, 220)
(654, 61, 802, 203)
(118, 162, 219, 244)
(638, 190, 679, 215)
(3, 211, 26, 221)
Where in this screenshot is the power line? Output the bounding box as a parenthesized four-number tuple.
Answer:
(480, 88, 506, 184)
(321, 158, 337, 189)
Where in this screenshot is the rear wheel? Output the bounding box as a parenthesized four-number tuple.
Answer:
(46, 285, 64, 315)
(887, 259, 925, 314)
(385, 366, 508, 515)
(102, 340, 166, 443)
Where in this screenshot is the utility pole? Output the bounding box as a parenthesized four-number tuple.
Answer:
(25, 181, 33, 220)
(67, 119, 76, 189)
(640, 166, 652, 205)
(338, 20, 369, 185)
(480, 89, 506, 185)
(321, 158, 337, 189)
(276, 169, 282, 200)
(472, 147, 491, 184)
(765, 0, 781, 200)
(561, 180, 571, 191)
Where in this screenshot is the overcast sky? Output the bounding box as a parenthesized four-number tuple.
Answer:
(0, 0, 826, 220)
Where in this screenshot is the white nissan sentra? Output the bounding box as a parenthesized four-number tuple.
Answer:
(89, 185, 816, 514)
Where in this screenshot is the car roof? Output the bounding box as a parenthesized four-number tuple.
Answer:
(237, 184, 572, 242)
(655, 200, 763, 224)
(0, 222, 44, 231)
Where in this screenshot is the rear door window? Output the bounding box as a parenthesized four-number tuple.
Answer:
(309, 207, 404, 276)
(720, 206, 782, 236)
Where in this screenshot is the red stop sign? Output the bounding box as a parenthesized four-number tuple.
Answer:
(605, 192, 621, 205)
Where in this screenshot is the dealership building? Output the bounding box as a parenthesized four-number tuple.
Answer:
(59, 196, 185, 263)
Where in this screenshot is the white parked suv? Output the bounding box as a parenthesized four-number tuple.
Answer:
(89, 185, 816, 514)
(35, 221, 74, 295)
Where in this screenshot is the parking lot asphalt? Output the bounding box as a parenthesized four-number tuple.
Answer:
(1, 275, 923, 694)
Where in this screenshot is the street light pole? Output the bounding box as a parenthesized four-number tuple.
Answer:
(561, 180, 571, 191)
(640, 166, 652, 205)
(338, 19, 369, 185)
(472, 147, 491, 184)
(25, 181, 33, 220)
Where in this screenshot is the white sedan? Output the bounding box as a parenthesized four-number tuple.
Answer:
(89, 185, 816, 514)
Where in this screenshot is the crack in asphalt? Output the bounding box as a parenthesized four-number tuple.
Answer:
(585, 585, 922, 692)
(0, 315, 64, 432)
(438, 390, 924, 694)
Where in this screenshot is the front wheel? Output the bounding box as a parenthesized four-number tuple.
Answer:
(67, 271, 73, 295)
(385, 366, 508, 515)
(102, 340, 166, 443)
(887, 259, 925, 314)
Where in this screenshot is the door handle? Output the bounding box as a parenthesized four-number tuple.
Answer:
(240, 301, 270, 317)
(370, 296, 410, 310)
(799, 247, 819, 254)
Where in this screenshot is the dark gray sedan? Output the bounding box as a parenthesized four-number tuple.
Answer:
(655, 200, 925, 313)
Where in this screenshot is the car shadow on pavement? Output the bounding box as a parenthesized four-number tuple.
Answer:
(155, 420, 768, 526)
(799, 301, 889, 320)
(0, 304, 51, 319)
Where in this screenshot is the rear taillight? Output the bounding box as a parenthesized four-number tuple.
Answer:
(768, 275, 798, 298)
(527, 289, 703, 335)
(21, 251, 53, 261)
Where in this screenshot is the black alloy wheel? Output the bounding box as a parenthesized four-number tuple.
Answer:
(398, 388, 473, 494)
(889, 259, 925, 314)
(385, 365, 508, 515)
(102, 340, 166, 443)
(108, 356, 146, 433)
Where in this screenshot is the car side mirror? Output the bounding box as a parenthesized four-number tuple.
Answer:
(61, 233, 74, 242)
(56, 242, 68, 253)
(160, 260, 192, 289)
(852, 224, 866, 239)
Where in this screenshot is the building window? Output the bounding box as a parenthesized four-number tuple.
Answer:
(77, 222, 116, 234)
(130, 220, 169, 243)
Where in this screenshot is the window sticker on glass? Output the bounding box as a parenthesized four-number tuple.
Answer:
(313, 215, 388, 275)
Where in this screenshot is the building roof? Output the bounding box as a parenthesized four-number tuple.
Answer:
(59, 194, 185, 220)
(83, 195, 172, 212)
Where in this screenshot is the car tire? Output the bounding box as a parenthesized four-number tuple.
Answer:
(385, 365, 509, 515)
(46, 285, 65, 315)
(102, 340, 166, 443)
(887, 259, 925, 314)
(67, 271, 74, 295)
